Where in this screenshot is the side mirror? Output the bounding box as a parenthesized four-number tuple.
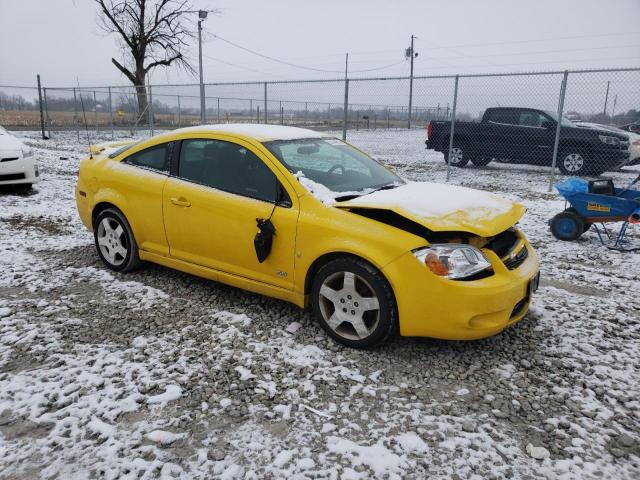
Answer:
(541, 120, 555, 130)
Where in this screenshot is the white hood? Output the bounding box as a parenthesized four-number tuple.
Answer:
(0, 131, 25, 156)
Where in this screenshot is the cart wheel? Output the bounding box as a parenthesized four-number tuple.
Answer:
(550, 211, 585, 241)
(567, 207, 591, 233)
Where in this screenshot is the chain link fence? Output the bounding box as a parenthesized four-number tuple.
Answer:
(1, 68, 638, 186)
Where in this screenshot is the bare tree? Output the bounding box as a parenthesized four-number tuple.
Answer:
(95, 0, 195, 122)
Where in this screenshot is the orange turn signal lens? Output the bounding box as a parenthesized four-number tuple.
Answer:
(424, 252, 449, 276)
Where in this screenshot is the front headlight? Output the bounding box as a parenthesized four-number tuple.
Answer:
(21, 147, 34, 158)
(598, 135, 620, 146)
(413, 244, 492, 280)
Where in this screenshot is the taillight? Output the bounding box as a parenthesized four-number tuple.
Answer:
(427, 122, 433, 139)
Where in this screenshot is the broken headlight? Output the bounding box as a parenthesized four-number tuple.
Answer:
(413, 244, 491, 280)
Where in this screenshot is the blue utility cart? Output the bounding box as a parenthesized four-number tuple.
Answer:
(550, 174, 640, 250)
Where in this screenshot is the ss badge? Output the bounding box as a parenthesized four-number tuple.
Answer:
(277, 271, 288, 277)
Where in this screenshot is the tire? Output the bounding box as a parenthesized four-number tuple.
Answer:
(471, 157, 492, 167)
(443, 143, 470, 168)
(550, 210, 585, 241)
(311, 257, 397, 348)
(558, 150, 590, 176)
(93, 208, 142, 272)
(567, 208, 591, 232)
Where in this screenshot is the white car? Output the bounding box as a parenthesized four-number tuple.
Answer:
(0, 126, 39, 187)
(575, 121, 640, 166)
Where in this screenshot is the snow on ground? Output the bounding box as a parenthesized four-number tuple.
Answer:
(0, 128, 638, 479)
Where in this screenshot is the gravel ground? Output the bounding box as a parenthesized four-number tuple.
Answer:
(0, 129, 639, 479)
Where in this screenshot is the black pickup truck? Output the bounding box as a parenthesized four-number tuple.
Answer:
(426, 107, 630, 176)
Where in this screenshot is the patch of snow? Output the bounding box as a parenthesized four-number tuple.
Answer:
(326, 436, 405, 477)
(147, 384, 183, 405)
(145, 430, 186, 446)
(235, 366, 255, 381)
(396, 432, 428, 454)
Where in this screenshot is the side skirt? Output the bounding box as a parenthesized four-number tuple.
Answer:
(139, 250, 305, 308)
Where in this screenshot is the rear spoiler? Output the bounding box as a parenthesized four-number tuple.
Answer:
(89, 139, 137, 155)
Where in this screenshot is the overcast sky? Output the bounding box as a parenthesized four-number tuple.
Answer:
(1, 0, 639, 88)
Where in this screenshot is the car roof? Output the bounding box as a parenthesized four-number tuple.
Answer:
(167, 123, 332, 142)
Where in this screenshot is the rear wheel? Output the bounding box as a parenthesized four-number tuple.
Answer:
(443, 143, 470, 168)
(550, 210, 585, 241)
(94, 208, 142, 272)
(311, 258, 397, 348)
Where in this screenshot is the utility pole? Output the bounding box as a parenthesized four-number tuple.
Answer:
(342, 53, 349, 141)
(198, 10, 208, 124)
(603, 80, 610, 117)
(406, 35, 418, 129)
(37, 74, 46, 140)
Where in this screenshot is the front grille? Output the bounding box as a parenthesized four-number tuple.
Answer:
(503, 245, 528, 270)
(485, 228, 519, 258)
(0, 173, 26, 181)
(0, 157, 19, 162)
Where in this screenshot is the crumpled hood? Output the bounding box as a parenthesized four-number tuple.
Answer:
(335, 182, 527, 237)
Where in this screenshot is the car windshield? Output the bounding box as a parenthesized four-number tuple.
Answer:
(544, 111, 576, 127)
(264, 137, 402, 195)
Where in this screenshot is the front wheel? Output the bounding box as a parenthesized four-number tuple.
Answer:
(443, 144, 470, 168)
(558, 151, 592, 176)
(94, 208, 142, 272)
(311, 258, 397, 348)
(550, 210, 585, 241)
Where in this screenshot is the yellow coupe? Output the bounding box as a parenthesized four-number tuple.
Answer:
(76, 124, 539, 348)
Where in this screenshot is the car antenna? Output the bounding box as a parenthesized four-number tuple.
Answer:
(76, 78, 93, 159)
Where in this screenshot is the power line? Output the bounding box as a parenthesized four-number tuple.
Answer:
(210, 34, 405, 74)
(415, 31, 640, 50)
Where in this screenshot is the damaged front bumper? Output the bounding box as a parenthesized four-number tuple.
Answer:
(383, 231, 539, 340)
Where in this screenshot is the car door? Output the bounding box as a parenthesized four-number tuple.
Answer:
(514, 109, 555, 165)
(162, 136, 298, 289)
(109, 142, 172, 256)
(481, 108, 521, 161)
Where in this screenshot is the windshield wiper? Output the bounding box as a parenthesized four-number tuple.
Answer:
(334, 182, 401, 202)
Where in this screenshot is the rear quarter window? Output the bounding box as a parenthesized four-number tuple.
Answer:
(122, 143, 171, 173)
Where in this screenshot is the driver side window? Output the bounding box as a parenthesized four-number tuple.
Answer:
(178, 139, 280, 203)
(518, 110, 548, 128)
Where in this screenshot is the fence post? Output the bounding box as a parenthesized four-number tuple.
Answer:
(148, 84, 155, 135)
(280, 101, 283, 125)
(177, 95, 181, 127)
(342, 78, 349, 141)
(257, 105, 260, 123)
(305, 102, 308, 124)
(93, 90, 98, 135)
(108, 87, 114, 140)
(264, 82, 268, 124)
(73, 87, 79, 142)
(549, 70, 569, 191)
(217, 97, 220, 123)
(387, 108, 390, 129)
(43, 86, 51, 138)
(445, 75, 459, 183)
(37, 75, 46, 140)
(250, 99, 253, 122)
(328, 103, 331, 125)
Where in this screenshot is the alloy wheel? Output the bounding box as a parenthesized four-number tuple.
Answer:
(449, 147, 464, 165)
(317, 271, 381, 341)
(562, 153, 585, 173)
(96, 217, 128, 267)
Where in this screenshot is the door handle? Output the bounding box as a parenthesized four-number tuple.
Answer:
(170, 197, 191, 207)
